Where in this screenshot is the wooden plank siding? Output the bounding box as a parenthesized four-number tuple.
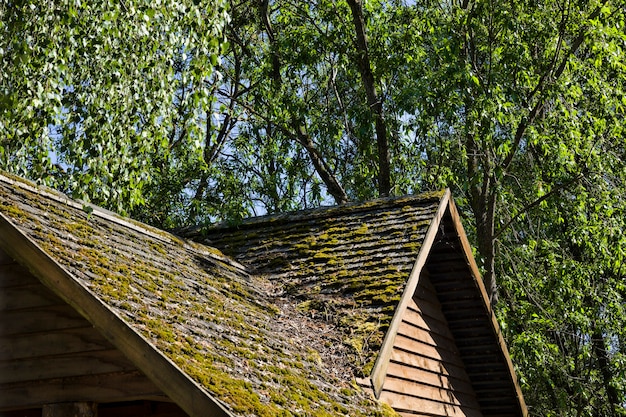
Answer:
(0, 401, 189, 417)
(378, 273, 483, 417)
(424, 204, 527, 416)
(0, 248, 168, 412)
(1, 174, 528, 417)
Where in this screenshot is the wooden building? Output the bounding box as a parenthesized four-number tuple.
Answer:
(0, 172, 527, 416)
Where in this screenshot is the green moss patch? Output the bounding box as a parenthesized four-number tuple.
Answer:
(0, 173, 399, 417)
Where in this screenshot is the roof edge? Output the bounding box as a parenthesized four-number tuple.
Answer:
(0, 212, 235, 417)
(369, 189, 452, 397)
(0, 172, 248, 274)
(0, 172, 175, 245)
(446, 196, 529, 417)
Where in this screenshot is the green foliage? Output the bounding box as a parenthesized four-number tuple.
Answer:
(0, 0, 227, 215)
(2, 0, 626, 414)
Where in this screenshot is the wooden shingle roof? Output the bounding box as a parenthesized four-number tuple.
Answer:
(185, 192, 528, 417)
(0, 173, 395, 417)
(1, 171, 527, 417)
(182, 192, 445, 376)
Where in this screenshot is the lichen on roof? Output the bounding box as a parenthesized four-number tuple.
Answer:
(185, 191, 445, 376)
(0, 173, 397, 417)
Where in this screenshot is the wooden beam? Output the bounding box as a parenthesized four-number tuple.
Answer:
(0, 370, 168, 411)
(43, 402, 97, 417)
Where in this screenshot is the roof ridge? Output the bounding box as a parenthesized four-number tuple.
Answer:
(178, 190, 446, 237)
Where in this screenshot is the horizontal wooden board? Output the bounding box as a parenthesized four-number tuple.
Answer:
(99, 401, 189, 417)
(402, 308, 455, 343)
(391, 347, 459, 377)
(397, 320, 459, 356)
(0, 285, 63, 311)
(397, 413, 441, 417)
(383, 375, 480, 410)
(413, 277, 437, 299)
(0, 248, 15, 265)
(406, 303, 447, 326)
(0, 371, 167, 411)
(408, 299, 450, 331)
(379, 389, 482, 417)
(0, 327, 114, 361)
(385, 361, 476, 396)
(0, 263, 39, 288)
(394, 334, 465, 368)
(0, 304, 89, 336)
(0, 349, 138, 384)
(438, 299, 488, 314)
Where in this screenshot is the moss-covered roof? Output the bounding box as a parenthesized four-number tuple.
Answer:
(181, 191, 445, 376)
(0, 172, 398, 417)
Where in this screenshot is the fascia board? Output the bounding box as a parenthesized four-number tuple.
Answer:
(446, 197, 529, 417)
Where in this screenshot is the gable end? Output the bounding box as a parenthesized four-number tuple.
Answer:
(368, 193, 528, 417)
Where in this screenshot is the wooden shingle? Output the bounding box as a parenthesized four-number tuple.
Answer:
(0, 171, 527, 417)
(0, 173, 394, 417)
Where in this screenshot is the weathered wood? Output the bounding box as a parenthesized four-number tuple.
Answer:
(371, 191, 451, 397)
(396, 412, 443, 417)
(385, 361, 477, 396)
(43, 402, 97, 417)
(0, 371, 167, 411)
(0, 263, 39, 287)
(394, 334, 465, 368)
(396, 320, 460, 355)
(383, 376, 479, 410)
(0, 248, 15, 265)
(418, 204, 527, 416)
(1, 304, 89, 336)
(0, 349, 138, 384)
(0, 214, 233, 417)
(408, 296, 446, 327)
(0, 285, 62, 311)
(98, 401, 189, 417)
(390, 347, 456, 376)
(379, 389, 481, 417)
(403, 306, 454, 342)
(0, 327, 114, 361)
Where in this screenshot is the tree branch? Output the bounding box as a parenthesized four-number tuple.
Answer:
(501, 3, 606, 171)
(494, 173, 584, 240)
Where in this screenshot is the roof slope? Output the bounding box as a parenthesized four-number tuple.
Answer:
(183, 192, 527, 417)
(0, 173, 395, 417)
(181, 192, 445, 375)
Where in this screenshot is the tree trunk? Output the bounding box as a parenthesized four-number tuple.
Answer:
(346, 0, 391, 197)
(477, 190, 498, 305)
(591, 316, 620, 415)
(294, 125, 349, 204)
(466, 132, 498, 304)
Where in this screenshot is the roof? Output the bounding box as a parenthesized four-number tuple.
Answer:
(0, 171, 527, 416)
(0, 172, 395, 417)
(181, 192, 445, 377)
(184, 192, 528, 416)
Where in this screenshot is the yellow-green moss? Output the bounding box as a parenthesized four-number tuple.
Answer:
(2, 175, 444, 416)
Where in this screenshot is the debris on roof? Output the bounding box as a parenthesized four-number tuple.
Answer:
(0, 173, 397, 417)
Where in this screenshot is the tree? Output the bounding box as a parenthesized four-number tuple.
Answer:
(2, 0, 625, 414)
(0, 0, 228, 216)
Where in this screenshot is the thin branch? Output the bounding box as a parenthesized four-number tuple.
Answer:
(494, 172, 583, 240)
(501, 2, 607, 171)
